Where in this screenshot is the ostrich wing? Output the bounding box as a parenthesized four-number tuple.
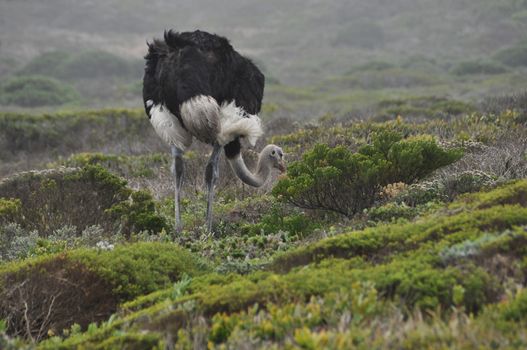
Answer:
(230, 59, 265, 115)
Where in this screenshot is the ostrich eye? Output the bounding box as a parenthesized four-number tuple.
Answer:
(272, 150, 276, 155)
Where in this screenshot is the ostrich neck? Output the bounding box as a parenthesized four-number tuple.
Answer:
(229, 151, 271, 188)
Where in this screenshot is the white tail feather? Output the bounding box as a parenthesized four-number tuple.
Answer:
(149, 102, 193, 150)
(218, 101, 263, 146)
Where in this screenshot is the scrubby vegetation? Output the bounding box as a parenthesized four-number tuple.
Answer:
(0, 242, 205, 341)
(2, 50, 142, 108)
(451, 60, 509, 76)
(495, 40, 527, 68)
(17, 50, 140, 81)
(25, 180, 527, 349)
(0, 76, 79, 107)
(0, 109, 159, 177)
(1, 2, 527, 347)
(273, 131, 462, 217)
(0, 166, 166, 237)
(0, 88, 525, 348)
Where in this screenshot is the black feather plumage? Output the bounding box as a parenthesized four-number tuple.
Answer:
(143, 30, 265, 157)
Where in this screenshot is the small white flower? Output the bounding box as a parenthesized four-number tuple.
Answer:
(96, 240, 114, 251)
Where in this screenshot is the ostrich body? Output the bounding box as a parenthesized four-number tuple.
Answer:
(142, 30, 285, 232)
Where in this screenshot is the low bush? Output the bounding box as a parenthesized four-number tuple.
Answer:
(451, 60, 508, 75)
(0, 76, 78, 107)
(34, 180, 527, 349)
(55, 152, 169, 179)
(377, 96, 476, 119)
(439, 227, 527, 264)
(367, 202, 419, 222)
(495, 41, 527, 67)
(0, 198, 21, 225)
(56, 50, 140, 80)
(271, 179, 527, 272)
(442, 170, 497, 199)
(0, 109, 157, 165)
(16, 51, 70, 78)
(337, 69, 440, 90)
(0, 255, 117, 342)
(0, 223, 38, 261)
(242, 202, 318, 238)
(0, 320, 28, 350)
(107, 190, 168, 235)
(18, 50, 140, 81)
(500, 289, 527, 322)
(348, 61, 395, 73)
(208, 284, 380, 345)
(0, 223, 127, 263)
(394, 171, 497, 206)
(0, 166, 166, 236)
(394, 180, 446, 206)
(334, 21, 385, 49)
(0, 166, 128, 235)
(0, 242, 205, 341)
(273, 131, 462, 217)
(482, 91, 527, 123)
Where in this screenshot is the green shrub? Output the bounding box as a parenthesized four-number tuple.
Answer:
(442, 171, 497, 199)
(0, 166, 165, 236)
(0, 76, 78, 107)
(0, 242, 205, 341)
(495, 42, 527, 67)
(70, 242, 206, 300)
(0, 166, 129, 235)
(56, 50, 139, 80)
(367, 202, 419, 222)
(337, 69, 440, 90)
(500, 289, 527, 322)
(457, 179, 527, 209)
(107, 190, 168, 235)
(378, 96, 476, 119)
(334, 21, 385, 49)
(16, 51, 70, 78)
(273, 131, 462, 217)
(451, 60, 508, 75)
(18, 50, 141, 81)
(395, 171, 497, 207)
(348, 61, 395, 73)
(243, 202, 318, 238)
(395, 180, 446, 206)
(55, 152, 169, 179)
(0, 109, 152, 163)
(208, 284, 379, 345)
(482, 91, 527, 122)
(0, 223, 38, 261)
(35, 181, 527, 349)
(0, 319, 28, 349)
(0, 199, 21, 225)
(94, 333, 163, 350)
(271, 180, 527, 272)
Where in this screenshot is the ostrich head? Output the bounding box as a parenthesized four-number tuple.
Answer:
(261, 144, 286, 173)
(228, 144, 286, 187)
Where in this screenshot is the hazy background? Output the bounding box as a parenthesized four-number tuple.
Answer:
(0, 0, 526, 116)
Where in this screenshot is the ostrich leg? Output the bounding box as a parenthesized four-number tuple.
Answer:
(171, 146, 184, 233)
(205, 144, 222, 232)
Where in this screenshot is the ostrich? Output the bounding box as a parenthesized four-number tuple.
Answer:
(142, 30, 285, 232)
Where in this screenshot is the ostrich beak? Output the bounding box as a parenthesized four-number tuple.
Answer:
(277, 160, 286, 173)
